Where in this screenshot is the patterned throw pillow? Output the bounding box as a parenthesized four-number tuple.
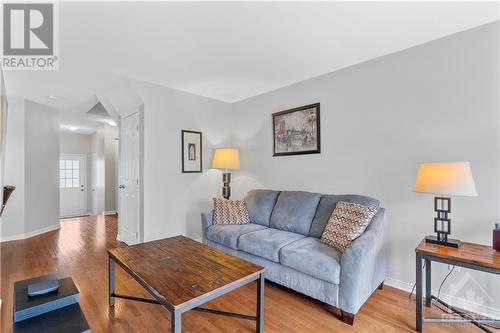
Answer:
(213, 197, 250, 225)
(320, 201, 377, 252)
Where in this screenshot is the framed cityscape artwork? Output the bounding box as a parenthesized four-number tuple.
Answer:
(272, 103, 320, 156)
(181, 130, 202, 173)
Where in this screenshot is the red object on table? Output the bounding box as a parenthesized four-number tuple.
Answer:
(494, 230, 500, 251)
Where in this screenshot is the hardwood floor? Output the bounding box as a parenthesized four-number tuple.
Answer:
(0, 215, 489, 332)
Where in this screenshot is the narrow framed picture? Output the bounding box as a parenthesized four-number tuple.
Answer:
(273, 103, 320, 156)
(181, 130, 202, 173)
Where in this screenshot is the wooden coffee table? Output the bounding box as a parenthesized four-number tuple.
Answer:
(108, 235, 265, 332)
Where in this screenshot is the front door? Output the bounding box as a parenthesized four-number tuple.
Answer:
(119, 112, 140, 245)
(60, 154, 86, 217)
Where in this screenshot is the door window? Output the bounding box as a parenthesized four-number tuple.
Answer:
(60, 159, 80, 188)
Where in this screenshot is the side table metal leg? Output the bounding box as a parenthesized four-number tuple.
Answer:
(425, 259, 431, 307)
(256, 274, 264, 333)
(171, 310, 181, 333)
(416, 252, 423, 332)
(109, 255, 115, 307)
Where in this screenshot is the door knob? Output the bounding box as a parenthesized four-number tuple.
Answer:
(119, 185, 125, 189)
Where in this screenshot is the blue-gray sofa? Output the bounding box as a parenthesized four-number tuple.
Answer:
(201, 190, 386, 325)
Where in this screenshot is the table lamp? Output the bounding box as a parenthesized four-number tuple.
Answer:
(211, 148, 240, 199)
(414, 162, 477, 248)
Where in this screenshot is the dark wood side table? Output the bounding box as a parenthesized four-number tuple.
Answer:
(415, 240, 500, 332)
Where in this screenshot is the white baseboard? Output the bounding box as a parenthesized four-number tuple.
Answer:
(385, 276, 500, 319)
(103, 211, 117, 215)
(0, 223, 61, 242)
(385, 277, 414, 292)
(61, 213, 90, 219)
(194, 237, 202, 243)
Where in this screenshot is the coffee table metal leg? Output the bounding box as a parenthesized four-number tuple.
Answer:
(171, 310, 181, 333)
(109, 255, 115, 307)
(256, 274, 264, 333)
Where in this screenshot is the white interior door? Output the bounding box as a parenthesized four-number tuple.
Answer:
(60, 154, 86, 218)
(119, 112, 140, 245)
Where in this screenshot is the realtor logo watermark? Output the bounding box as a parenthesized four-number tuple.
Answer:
(440, 272, 498, 327)
(1, 2, 59, 70)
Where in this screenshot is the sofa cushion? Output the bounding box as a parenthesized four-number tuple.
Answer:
(238, 228, 304, 262)
(309, 194, 380, 238)
(245, 190, 280, 226)
(206, 223, 267, 250)
(280, 237, 342, 284)
(270, 191, 321, 236)
(213, 197, 250, 225)
(321, 201, 378, 252)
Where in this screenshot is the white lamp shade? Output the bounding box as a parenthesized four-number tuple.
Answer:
(414, 162, 478, 197)
(211, 148, 240, 170)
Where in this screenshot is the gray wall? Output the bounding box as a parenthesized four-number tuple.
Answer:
(90, 127, 105, 215)
(104, 124, 118, 213)
(1, 99, 60, 240)
(25, 101, 60, 233)
(2, 98, 25, 238)
(61, 132, 92, 154)
(231, 22, 500, 314)
(88, 125, 118, 215)
(132, 80, 233, 241)
(0, 70, 7, 218)
(60, 132, 93, 213)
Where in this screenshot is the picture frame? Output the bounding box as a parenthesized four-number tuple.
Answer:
(181, 130, 202, 173)
(272, 103, 321, 156)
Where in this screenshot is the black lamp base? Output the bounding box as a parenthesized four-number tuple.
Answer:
(427, 196, 460, 248)
(425, 235, 461, 248)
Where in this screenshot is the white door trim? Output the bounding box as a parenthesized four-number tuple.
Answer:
(60, 153, 88, 218)
(117, 104, 144, 243)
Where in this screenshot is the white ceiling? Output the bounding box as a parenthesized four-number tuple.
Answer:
(60, 100, 116, 135)
(3, 1, 499, 132)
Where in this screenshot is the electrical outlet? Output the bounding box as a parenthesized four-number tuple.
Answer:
(447, 265, 460, 273)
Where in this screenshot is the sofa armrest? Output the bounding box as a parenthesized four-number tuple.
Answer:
(339, 207, 387, 315)
(201, 211, 213, 243)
